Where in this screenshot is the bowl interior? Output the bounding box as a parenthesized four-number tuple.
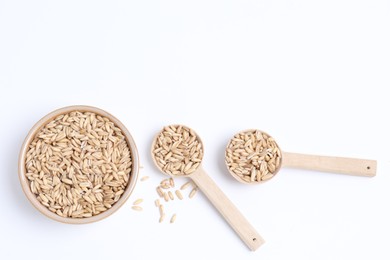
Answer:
(18, 105, 139, 224)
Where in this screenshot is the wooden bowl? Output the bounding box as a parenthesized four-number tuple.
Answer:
(18, 105, 139, 224)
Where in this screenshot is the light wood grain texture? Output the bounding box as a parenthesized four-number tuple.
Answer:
(190, 167, 265, 251)
(282, 152, 376, 177)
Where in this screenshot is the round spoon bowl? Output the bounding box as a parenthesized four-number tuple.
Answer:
(151, 124, 204, 177)
(225, 129, 283, 184)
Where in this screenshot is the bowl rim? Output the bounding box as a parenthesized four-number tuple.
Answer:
(18, 105, 139, 224)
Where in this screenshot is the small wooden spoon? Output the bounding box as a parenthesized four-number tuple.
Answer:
(225, 129, 377, 184)
(151, 125, 264, 251)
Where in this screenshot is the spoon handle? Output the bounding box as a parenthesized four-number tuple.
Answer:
(282, 152, 376, 177)
(190, 167, 264, 251)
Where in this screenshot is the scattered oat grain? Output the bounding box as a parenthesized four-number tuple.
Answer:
(132, 206, 143, 211)
(133, 198, 143, 205)
(163, 192, 169, 202)
(189, 188, 198, 199)
(159, 205, 164, 216)
(170, 214, 177, 223)
(159, 213, 165, 223)
(175, 190, 183, 200)
(140, 176, 149, 182)
(168, 191, 174, 200)
(156, 187, 163, 197)
(169, 178, 175, 187)
(180, 181, 191, 190)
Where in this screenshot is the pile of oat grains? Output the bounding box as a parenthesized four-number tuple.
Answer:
(225, 130, 281, 183)
(25, 111, 132, 218)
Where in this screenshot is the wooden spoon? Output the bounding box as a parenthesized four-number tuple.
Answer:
(225, 129, 376, 184)
(151, 125, 264, 251)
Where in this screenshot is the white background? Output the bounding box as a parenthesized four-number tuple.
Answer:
(0, 0, 389, 259)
